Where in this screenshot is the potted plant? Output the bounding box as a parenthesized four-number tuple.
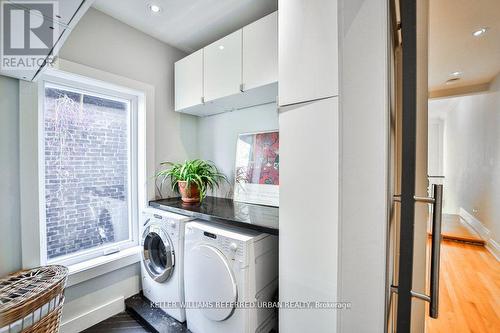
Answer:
(155, 159, 228, 204)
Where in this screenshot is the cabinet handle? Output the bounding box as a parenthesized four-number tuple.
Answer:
(390, 184, 443, 319)
(428, 184, 443, 318)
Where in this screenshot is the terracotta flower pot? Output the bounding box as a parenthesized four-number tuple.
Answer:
(178, 181, 201, 204)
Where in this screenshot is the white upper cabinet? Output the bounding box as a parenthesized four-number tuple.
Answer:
(174, 12, 278, 116)
(0, 0, 89, 81)
(203, 30, 242, 102)
(53, 0, 84, 25)
(8, 0, 83, 26)
(279, 0, 338, 106)
(175, 49, 203, 111)
(242, 11, 278, 91)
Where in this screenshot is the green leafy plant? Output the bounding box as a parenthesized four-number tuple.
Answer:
(155, 159, 228, 201)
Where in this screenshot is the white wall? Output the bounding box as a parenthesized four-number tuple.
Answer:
(0, 75, 22, 277)
(338, 0, 389, 331)
(428, 118, 444, 177)
(196, 103, 278, 198)
(440, 75, 500, 243)
(56, 8, 197, 331)
(60, 8, 198, 175)
(61, 265, 141, 333)
(0, 8, 197, 332)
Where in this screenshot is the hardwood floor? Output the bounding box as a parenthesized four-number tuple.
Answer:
(82, 312, 153, 333)
(428, 214, 485, 245)
(426, 240, 500, 332)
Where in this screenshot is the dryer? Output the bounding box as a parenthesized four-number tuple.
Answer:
(184, 220, 278, 333)
(140, 208, 192, 322)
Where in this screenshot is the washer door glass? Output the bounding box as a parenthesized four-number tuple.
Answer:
(186, 244, 237, 321)
(142, 225, 175, 282)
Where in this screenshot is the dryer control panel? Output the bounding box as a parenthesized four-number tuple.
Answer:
(186, 224, 249, 266)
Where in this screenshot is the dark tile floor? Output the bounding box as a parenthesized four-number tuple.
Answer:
(82, 311, 153, 333)
(82, 294, 190, 333)
(125, 294, 190, 333)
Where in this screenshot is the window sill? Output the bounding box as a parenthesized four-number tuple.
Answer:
(65, 246, 142, 287)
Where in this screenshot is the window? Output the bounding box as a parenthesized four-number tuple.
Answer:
(41, 78, 139, 266)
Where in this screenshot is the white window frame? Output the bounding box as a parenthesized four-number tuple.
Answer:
(20, 59, 155, 279)
(41, 78, 139, 267)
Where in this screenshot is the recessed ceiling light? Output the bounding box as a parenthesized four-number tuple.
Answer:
(450, 71, 462, 77)
(472, 27, 488, 37)
(148, 4, 161, 13)
(219, 45, 225, 50)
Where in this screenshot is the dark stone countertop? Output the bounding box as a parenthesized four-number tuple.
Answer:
(149, 196, 279, 235)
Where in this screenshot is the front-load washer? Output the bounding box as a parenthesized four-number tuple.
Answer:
(184, 220, 278, 333)
(140, 208, 192, 322)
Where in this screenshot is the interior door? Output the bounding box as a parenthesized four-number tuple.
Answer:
(388, 0, 443, 332)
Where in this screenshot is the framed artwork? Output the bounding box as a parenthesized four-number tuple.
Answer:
(234, 130, 279, 207)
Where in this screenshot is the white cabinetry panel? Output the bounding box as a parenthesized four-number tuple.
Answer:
(279, 96, 339, 332)
(9, 0, 83, 25)
(175, 49, 203, 111)
(279, 0, 338, 106)
(242, 11, 278, 91)
(203, 30, 242, 102)
(53, 0, 83, 25)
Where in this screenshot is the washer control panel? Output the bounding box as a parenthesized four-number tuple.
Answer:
(142, 210, 185, 238)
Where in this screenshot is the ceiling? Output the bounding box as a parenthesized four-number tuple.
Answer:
(429, 0, 500, 92)
(92, 1, 498, 91)
(92, 0, 277, 53)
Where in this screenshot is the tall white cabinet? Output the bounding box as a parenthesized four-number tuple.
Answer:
(279, 98, 339, 332)
(278, 0, 340, 332)
(278, 0, 338, 106)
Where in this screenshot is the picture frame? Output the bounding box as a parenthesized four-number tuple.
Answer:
(233, 130, 279, 207)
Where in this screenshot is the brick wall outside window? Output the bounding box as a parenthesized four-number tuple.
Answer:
(44, 87, 130, 259)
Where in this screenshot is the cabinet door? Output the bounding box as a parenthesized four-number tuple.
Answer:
(279, 0, 338, 106)
(175, 49, 203, 111)
(54, 0, 83, 25)
(242, 11, 278, 91)
(18, 0, 83, 25)
(203, 30, 242, 102)
(279, 96, 339, 332)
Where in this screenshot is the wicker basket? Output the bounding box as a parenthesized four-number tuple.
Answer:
(0, 265, 68, 333)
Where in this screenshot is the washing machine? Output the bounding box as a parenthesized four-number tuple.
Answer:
(184, 220, 279, 333)
(140, 208, 192, 322)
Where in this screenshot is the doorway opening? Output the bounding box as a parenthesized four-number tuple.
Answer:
(387, 0, 499, 332)
(426, 0, 500, 331)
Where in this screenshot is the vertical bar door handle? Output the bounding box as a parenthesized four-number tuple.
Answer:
(429, 184, 443, 318)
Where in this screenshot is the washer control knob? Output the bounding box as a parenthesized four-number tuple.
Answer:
(230, 242, 238, 252)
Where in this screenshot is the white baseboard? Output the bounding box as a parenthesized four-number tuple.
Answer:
(459, 208, 500, 261)
(60, 296, 124, 333)
(486, 239, 500, 262)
